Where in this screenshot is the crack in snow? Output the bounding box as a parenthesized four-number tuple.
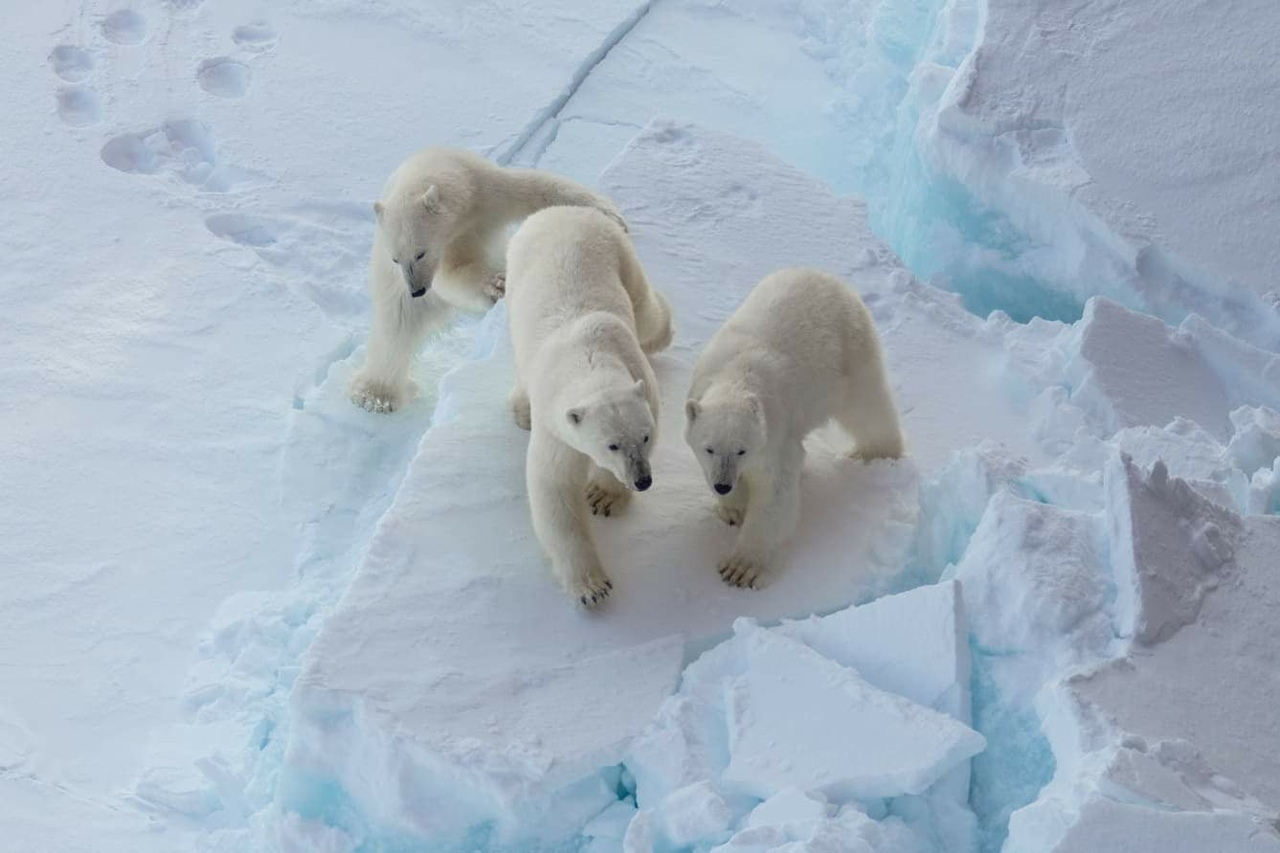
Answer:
(495, 1, 653, 166)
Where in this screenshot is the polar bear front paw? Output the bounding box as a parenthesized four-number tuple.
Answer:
(568, 566, 614, 608)
(484, 272, 506, 304)
(716, 501, 745, 527)
(586, 480, 631, 518)
(349, 374, 410, 414)
(718, 551, 767, 589)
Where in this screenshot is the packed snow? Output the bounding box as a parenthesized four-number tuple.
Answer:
(3, 0, 1280, 852)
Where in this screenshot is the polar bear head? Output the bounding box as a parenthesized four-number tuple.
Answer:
(564, 380, 656, 492)
(684, 392, 765, 496)
(373, 184, 455, 299)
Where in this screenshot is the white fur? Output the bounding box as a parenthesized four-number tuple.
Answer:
(350, 147, 629, 413)
(684, 268, 904, 588)
(507, 206, 673, 607)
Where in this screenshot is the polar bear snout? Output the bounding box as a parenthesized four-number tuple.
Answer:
(714, 481, 733, 495)
(628, 456, 653, 492)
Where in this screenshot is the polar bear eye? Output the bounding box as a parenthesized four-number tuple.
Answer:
(737, 449, 746, 456)
(392, 257, 400, 264)
(608, 444, 619, 452)
(705, 447, 714, 455)
(415, 251, 426, 261)
(643, 435, 650, 444)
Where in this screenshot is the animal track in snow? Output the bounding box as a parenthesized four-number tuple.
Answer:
(100, 120, 271, 192)
(198, 58, 251, 98)
(57, 87, 101, 127)
(101, 9, 148, 45)
(49, 45, 94, 81)
(231, 22, 278, 52)
(205, 213, 282, 248)
(205, 204, 374, 317)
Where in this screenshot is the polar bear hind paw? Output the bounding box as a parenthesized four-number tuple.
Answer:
(349, 374, 410, 414)
(484, 271, 506, 304)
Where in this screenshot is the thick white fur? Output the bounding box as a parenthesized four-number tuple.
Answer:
(350, 147, 628, 413)
(507, 206, 673, 606)
(684, 267, 904, 588)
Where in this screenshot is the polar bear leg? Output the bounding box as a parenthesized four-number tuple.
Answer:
(434, 231, 506, 313)
(719, 442, 803, 589)
(350, 290, 442, 413)
(527, 431, 613, 607)
(585, 464, 632, 518)
(619, 247, 673, 355)
(509, 383, 531, 430)
(838, 361, 905, 461)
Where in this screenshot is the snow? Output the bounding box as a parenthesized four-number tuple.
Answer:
(7, 0, 1280, 851)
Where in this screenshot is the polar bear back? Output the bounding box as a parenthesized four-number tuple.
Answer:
(690, 267, 887, 435)
(506, 206, 639, 366)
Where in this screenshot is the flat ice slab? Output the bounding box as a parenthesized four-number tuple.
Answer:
(722, 626, 985, 800)
(282, 122, 1028, 843)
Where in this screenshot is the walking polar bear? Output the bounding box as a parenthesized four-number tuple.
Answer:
(350, 147, 629, 413)
(507, 206, 674, 607)
(685, 268, 904, 589)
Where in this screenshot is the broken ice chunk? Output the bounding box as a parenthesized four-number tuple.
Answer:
(721, 627, 986, 801)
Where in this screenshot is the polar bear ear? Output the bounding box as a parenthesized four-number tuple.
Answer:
(421, 184, 441, 214)
(373, 201, 385, 224)
(632, 379, 646, 397)
(685, 399, 700, 422)
(566, 407, 585, 426)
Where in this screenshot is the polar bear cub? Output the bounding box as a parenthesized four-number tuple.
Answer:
(350, 147, 628, 413)
(685, 267, 904, 589)
(507, 206, 673, 607)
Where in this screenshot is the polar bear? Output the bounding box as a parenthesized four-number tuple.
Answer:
(684, 267, 903, 589)
(507, 206, 673, 606)
(349, 147, 629, 413)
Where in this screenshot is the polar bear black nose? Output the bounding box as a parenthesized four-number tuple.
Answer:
(714, 482, 732, 495)
(410, 288, 426, 298)
(634, 474, 652, 491)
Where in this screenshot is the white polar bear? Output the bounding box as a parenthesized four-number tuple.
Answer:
(684, 267, 904, 589)
(507, 206, 674, 606)
(349, 147, 629, 413)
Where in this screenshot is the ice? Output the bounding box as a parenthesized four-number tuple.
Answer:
(722, 626, 985, 801)
(1078, 481, 1280, 810)
(1071, 298, 1233, 440)
(914, 0, 1280, 345)
(626, 583, 981, 852)
(1104, 453, 1242, 645)
(1027, 797, 1280, 853)
(952, 491, 1111, 675)
(777, 580, 971, 724)
(656, 780, 734, 848)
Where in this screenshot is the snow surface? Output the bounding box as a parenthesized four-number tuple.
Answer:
(5, 0, 1280, 851)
